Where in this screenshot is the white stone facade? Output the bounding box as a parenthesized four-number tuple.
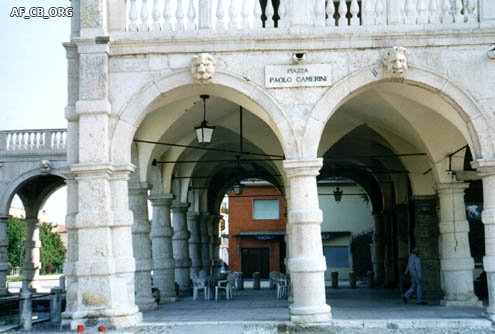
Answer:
(0, 0, 494, 330)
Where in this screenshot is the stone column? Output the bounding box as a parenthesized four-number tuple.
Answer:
(171, 203, 192, 296)
(23, 218, 41, 292)
(437, 182, 482, 307)
(473, 160, 495, 320)
(187, 212, 201, 275)
(383, 211, 395, 286)
(395, 204, 410, 276)
(199, 213, 211, 274)
(210, 215, 223, 277)
(283, 159, 331, 322)
(372, 212, 385, 285)
(0, 216, 9, 295)
(149, 194, 176, 303)
(129, 183, 157, 311)
(412, 196, 441, 298)
(207, 214, 215, 274)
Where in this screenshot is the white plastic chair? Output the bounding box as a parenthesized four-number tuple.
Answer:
(215, 273, 236, 300)
(276, 276, 289, 299)
(191, 271, 209, 300)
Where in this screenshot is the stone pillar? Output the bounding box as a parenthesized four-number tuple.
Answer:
(23, 218, 41, 292)
(372, 212, 385, 285)
(129, 182, 157, 311)
(0, 216, 9, 295)
(171, 203, 192, 296)
(395, 204, 410, 277)
(283, 159, 331, 322)
(383, 211, 395, 286)
(149, 194, 176, 303)
(210, 215, 223, 277)
(437, 183, 482, 307)
(187, 212, 201, 275)
(473, 160, 495, 319)
(412, 196, 442, 298)
(199, 213, 211, 274)
(207, 214, 215, 274)
(62, 164, 141, 330)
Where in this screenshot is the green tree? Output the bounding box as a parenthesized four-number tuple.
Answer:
(7, 217, 25, 271)
(39, 223, 66, 274)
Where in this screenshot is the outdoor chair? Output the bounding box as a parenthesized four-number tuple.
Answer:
(276, 275, 290, 299)
(269, 271, 284, 289)
(215, 272, 236, 300)
(191, 271, 209, 300)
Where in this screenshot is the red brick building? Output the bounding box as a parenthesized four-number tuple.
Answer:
(227, 184, 286, 279)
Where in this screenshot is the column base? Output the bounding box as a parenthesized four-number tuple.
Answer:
(61, 310, 142, 331)
(289, 304, 332, 323)
(135, 296, 158, 312)
(160, 296, 178, 303)
(441, 298, 483, 308)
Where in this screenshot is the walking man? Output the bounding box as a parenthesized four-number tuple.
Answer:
(403, 247, 427, 305)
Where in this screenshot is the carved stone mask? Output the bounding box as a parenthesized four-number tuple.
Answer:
(191, 53, 216, 83)
(384, 46, 410, 78)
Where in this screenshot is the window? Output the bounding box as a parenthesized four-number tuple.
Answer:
(252, 199, 279, 220)
(323, 246, 349, 268)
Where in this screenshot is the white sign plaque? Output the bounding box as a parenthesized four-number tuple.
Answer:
(265, 64, 332, 88)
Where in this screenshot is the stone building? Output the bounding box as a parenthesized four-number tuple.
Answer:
(1, 0, 495, 331)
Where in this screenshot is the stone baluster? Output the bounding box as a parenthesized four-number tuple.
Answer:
(465, 0, 476, 22)
(314, 0, 326, 27)
(152, 0, 161, 31)
(404, 0, 417, 24)
(241, 0, 251, 29)
(254, 0, 262, 28)
(176, 0, 185, 31)
(454, 0, 464, 23)
(23, 218, 41, 292)
(187, 212, 202, 275)
(163, 0, 173, 30)
(417, 0, 428, 23)
(198, 0, 212, 29)
(149, 194, 177, 303)
(471, 160, 495, 320)
(187, 0, 196, 30)
(278, 0, 287, 28)
(350, 0, 360, 25)
(228, 0, 239, 30)
(129, 183, 157, 311)
(140, 0, 150, 31)
(441, 0, 453, 23)
(216, 0, 226, 30)
(326, 0, 336, 26)
(128, 0, 138, 32)
(338, 0, 348, 26)
(283, 159, 331, 322)
(375, 0, 385, 25)
(428, 0, 440, 24)
(361, 0, 374, 25)
(0, 216, 8, 295)
(437, 183, 482, 307)
(172, 202, 192, 296)
(265, 0, 275, 28)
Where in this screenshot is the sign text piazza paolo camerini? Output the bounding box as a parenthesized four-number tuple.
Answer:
(265, 64, 332, 88)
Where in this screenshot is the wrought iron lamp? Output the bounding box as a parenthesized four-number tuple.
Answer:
(333, 178, 343, 203)
(195, 95, 215, 144)
(232, 155, 244, 195)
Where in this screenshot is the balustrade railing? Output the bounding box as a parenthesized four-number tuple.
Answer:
(126, 0, 286, 32)
(0, 129, 67, 153)
(125, 0, 478, 33)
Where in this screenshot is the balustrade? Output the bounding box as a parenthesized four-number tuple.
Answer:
(125, 0, 479, 33)
(1, 129, 67, 152)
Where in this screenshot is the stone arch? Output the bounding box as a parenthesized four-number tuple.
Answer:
(0, 169, 66, 215)
(304, 65, 491, 161)
(111, 70, 297, 166)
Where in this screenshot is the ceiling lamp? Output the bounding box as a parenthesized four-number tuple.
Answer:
(194, 95, 215, 144)
(232, 155, 244, 195)
(333, 178, 343, 203)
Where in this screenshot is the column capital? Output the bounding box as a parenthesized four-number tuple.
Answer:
(472, 159, 495, 177)
(187, 211, 200, 219)
(436, 182, 469, 193)
(171, 202, 190, 213)
(128, 182, 151, 194)
(149, 193, 174, 206)
(283, 158, 323, 177)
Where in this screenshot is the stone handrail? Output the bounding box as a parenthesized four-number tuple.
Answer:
(0, 129, 67, 153)
(124, 0, 479, 33)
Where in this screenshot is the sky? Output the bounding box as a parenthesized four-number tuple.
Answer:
(1, 0, 71, 224)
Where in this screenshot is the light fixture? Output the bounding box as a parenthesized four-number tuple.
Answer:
(333, 178, 343, 203)
(232, 155, 244, 195)
(194, 94, 215, 144)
